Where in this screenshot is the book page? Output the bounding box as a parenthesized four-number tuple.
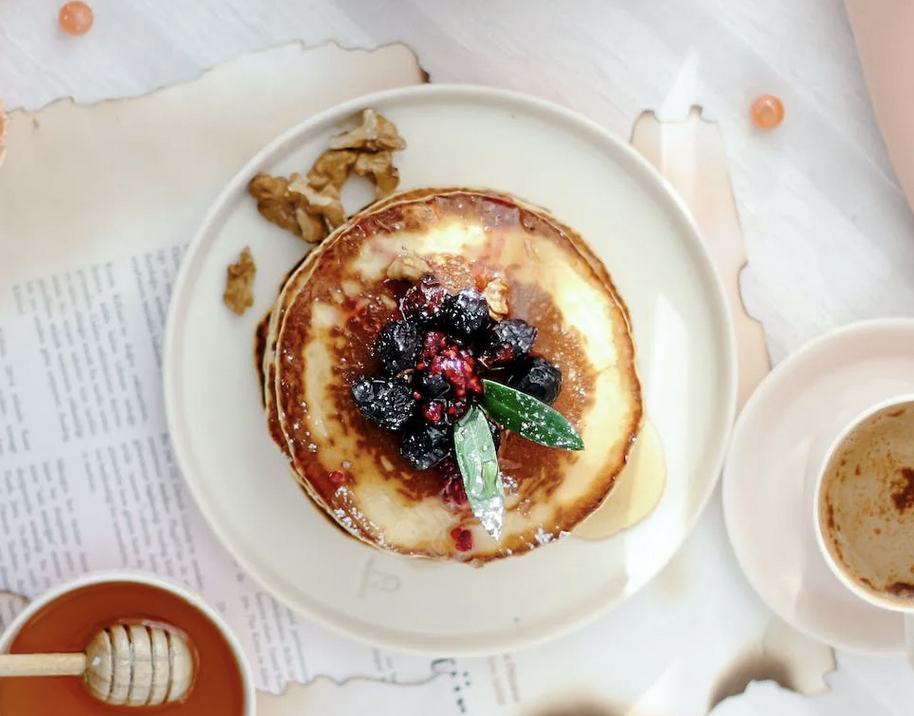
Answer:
(0, 41, 435, 694)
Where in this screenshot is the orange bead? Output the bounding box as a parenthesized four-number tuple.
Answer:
(59, 2, 94, 36)
(750, 94, 784, 130)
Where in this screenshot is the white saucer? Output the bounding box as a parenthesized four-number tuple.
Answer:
(723, 319, 914, 654)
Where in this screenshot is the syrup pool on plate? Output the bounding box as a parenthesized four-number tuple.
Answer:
(0, 581, 247, 715)
(572, 418, 667, 540)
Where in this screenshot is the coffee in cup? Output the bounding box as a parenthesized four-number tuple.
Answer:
(815, 397, 914, 608)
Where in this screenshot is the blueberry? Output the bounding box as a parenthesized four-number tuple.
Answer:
(351, 376, 416, 431)
(480, 319, 538, 367)
(375, 320, 420, 374)
(443, 289, 489, 339)
(400, 423, 451, 470)
(400, 277, 450, 327)
(507, 356, 562, 404)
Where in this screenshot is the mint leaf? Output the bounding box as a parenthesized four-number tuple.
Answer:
(453, 406, 504, 540)
(480, 379, 584, 451)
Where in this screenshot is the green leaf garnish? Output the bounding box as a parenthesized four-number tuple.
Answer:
(480, 379, 584, 451)
(453, 405, 504, 540)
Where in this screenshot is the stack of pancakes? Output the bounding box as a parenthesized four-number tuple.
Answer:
(257, 187, 642, 563)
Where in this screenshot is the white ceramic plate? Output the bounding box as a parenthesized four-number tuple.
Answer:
(723, 319, 914, 654)
(163, 85, 737, 655)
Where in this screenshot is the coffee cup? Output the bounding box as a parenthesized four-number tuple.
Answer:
(813, 394, 914, 664)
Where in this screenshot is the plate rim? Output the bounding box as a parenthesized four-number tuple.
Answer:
(722, 317, 914, 655)
(163, 83, 738, 655)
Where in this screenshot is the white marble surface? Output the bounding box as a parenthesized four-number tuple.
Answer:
(2, 0, 914, 714)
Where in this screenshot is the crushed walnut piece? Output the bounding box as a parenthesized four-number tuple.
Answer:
(247, 173, 331, 243)
(294, 207, 326, 243)
(354, 151, 400, 198)
(307, 149, 358, 190)
(483, 277, 510, 319)
(248, 108, 405, 243)
(328, 109, 406, 152)
(387, 251, 431, 282)
(223, 247, 256, 315)
(248, 174, 308, 237)
(288, 175, 346, 229)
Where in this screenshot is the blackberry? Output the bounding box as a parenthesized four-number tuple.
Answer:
(443, 289, 489, 340)
(480, 319, 538, 367)
(351, 376, 416, 431)
(507, 356, 562, 405)
(415, 371, 450, 398)
(400, 276, 450, 327)
(375, 319, 420, 375)
(400, 423, 451, 470)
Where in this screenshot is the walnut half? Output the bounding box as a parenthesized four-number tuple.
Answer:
(483, 277, 510, 320)
(288, 176, 346, 230)
(223, 247, 256, 315)
(328, 109, 406, 152)
(354, 150, 400, 198)
(247, 173, 333, 243)
(387, 252, 431, 282)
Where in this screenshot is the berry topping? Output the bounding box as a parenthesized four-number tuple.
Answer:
(400, 276, 449, 326)
(450, 526, 474, 552)
(352, 271, 570, 504)
(418, 330, 449, 365)
(443, 288, 489, 339)
(415, 371, 450, 398)
(328, 470, 345, 485)
(507, 356, 563, 405)
(422, 399, 446, 424)
(439, 458, 470, 505)
(400, 423, 451, 470)
(351, 376, 416, 430)
(444, 399, 470, 424)
(375, 319, 420, 374)
(480, 318, 538, 367)
(428, 344, 482, 399)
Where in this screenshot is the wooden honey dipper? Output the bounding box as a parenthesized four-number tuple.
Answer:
(0, 624, 194, 707)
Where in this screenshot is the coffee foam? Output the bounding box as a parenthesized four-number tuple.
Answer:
(818, 403, 914, 608)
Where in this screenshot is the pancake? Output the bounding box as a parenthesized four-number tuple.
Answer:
(261, 187, 642, 563)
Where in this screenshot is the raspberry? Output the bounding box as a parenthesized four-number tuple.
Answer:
(440, 459, 470, 506)
(443, 289, 489, 339)
(400, 276, 449, 327)
(480, 319, 537, 367)
(444, 400, 470, 424)
(428, 345, 482, 399)
(422, 400, 446, 423)
(507, 356, 562, 405)
(351, 376, 416, 431)
(375, 319, 420, 375)
(450, 526, 473, 552)
(442, 477, 469, 505)
(417, 330, 449, 367)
